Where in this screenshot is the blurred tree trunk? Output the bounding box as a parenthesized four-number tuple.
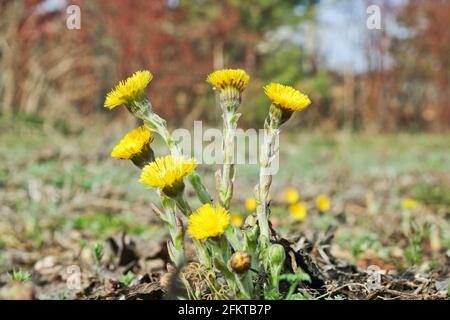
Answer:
(213, 40, 224, 70)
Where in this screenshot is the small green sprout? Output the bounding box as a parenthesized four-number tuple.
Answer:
(279, 271, 311, 300)
(92, 242, 104, 265)
(405, 223, 428, 266)
(121, 271, 135, 287)
(9, 269, 31, 283)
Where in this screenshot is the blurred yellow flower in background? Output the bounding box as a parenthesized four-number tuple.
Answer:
(206, 69, 250, 92)
(264, 83, 311, 112)
(315, 194, 331, 212)
(111, 126, 152, 160)
(105, 70, 153, 109)
(284, 187, 300, 204)
(401, 198, 419, 210)
(245, 197, 257, 212)
(188, 203, 230, 240)
(230, 212, 244, 228)
(289, 202, 307, 221)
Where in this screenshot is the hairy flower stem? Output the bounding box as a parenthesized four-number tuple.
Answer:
(209, 238, 251, 299)
(144, 113, 181, 156)
(218, 88, 241, 209)
(174, 193, 192, 216)
(174, 193, 211, 267)
(160, 195, 185, 268)
(257, 106, 281, 246)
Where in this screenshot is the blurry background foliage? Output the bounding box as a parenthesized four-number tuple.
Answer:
(0, 0, 448, 132)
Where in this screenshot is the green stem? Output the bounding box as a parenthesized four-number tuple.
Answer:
(218, 89, 241, 209)
(144, 114, 181, 156)
(193, 239, 212, 268)
(174, 193, 192, 215)
(160, 195, 185, 268)
(257, 116, 280, 245)
(219, 109, 240, 209)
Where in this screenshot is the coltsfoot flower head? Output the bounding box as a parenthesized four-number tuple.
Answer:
(188, 203, 230, 240)
(284, 187, 300, 204)
(401, 198, 419, 210)
(230, 212, 244, 228)
(244, 197, 257, 212)
(111, 126, 154, 167)
(315, 194, 331, 212)
(230, 252, 251, 274)
(105, 70, 153, 109)
(207, 69, 250, 93)
(139, 155, 196, 197)
(289, 202, 307, 221)
(264, 83, 311, 113)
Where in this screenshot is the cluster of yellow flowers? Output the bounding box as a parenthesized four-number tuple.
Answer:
(105, 68, 312, 299)
(240, 188, 331, 224)
(284, 188, 331, 221)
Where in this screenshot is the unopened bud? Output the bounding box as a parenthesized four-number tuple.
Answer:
(266, 244, 286, 289)
(268, 244, 285, 267)
(230, 252, 251, 274)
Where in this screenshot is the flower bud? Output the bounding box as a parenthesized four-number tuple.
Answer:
(244, 215, 259, 243)
(266, 244, 286, 290)
(230, 251, 251, 274)
(267, 244, 285, 269)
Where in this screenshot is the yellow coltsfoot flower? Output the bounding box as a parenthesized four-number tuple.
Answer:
(401, 198, 419, 210)
(230, 212, 244, 228)
(188, 203, 230, 240)
(244, 197, 257, 212)
(111, 126, 154, 167)
(139, 155, 196, 197)
(105, 70, 153, 109)
(284, 187, 300, 204)
(264, 83, 311, 113)
(289, 202, 308, 221)
(315, 194, 331, 212)
(207, 69, 250, 93)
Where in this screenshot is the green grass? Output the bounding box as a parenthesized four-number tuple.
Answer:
(9, 269, 31, 283)
(63, 212, 154, 237)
